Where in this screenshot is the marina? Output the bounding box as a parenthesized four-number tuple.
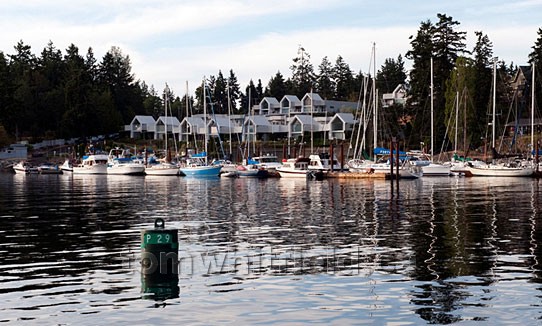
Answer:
(1, 172, 542, 324)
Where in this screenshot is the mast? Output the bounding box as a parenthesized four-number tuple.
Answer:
(227, 81, 232, 156)
(186, 81, 190, 149)
(372, 43, 377, 156)
(248, 87, 252, 160)
(492, 58, 497, 150)
(164, 85, 168, 161)
(430, 57, 434, 162)
(454, 90, 459, 154)
(532, 62, 536, 156)
(287, 97, 291, 158)
(203, 78, 208, 164)
(310, 88, 314, 154)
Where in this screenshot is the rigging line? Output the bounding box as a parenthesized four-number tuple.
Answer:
(205, 83, 226, 159)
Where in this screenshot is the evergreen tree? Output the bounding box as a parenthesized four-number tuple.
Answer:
(98, 46, 144, 124)
(332, 55, 356, 101)
(214, 70, 227, 114)
(142, 83, 162, 118)
(37, 41, 65, 138)
(406, 15, 467, 149)
(265, 71, 287, 100)
(9, 40, 37, 138)
(528, 27, 542, 115)
(444, 56, 476, 153)
(0, 52, 10, 131)
(376, 55, 407, 94)
(227, 69, 241, 113)
(290, 45, 315, 97)
(316, 56, 334, 99)
(61, 43, 93, 137)
(432, 14, 468, 147)
(255, 79, 264, 104)
(470, 31, 494, 149)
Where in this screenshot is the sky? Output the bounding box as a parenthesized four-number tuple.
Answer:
(1, 0, 541, 98)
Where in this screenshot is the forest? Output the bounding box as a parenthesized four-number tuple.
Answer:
(0, 13, 541, 153)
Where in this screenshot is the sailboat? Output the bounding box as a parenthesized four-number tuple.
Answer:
(235, 87, 269, 178)
(347, 43, 422, 179)
(179, 79, 222, 177)
(420, 58, 451, 176)
(145, 85, 181, 176)
(468, 59, 534, 177)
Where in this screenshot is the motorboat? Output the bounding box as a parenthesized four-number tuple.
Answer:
(12, 161, 38, 174)
(73, 154, 109, 175)
(276, 157, 323, 179)
(107, 148, 145, 175)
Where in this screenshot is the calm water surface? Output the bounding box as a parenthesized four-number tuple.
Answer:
(1, 173, 542, 325)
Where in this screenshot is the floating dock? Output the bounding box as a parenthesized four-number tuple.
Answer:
(326, 171, 387, 179)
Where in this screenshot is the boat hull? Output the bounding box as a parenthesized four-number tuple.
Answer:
(468, 166, 534, 177)
(107, 165, 146, 175)
(73, 165, 108, 175)
(276, 169, 310, 178)
(179, 165, 222, 177)
(145, 164, 180, 176)
(422, 163, 451, 176)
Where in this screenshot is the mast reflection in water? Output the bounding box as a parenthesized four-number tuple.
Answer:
(1, 173, 542, 324)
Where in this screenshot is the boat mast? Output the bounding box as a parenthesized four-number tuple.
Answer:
(492, 58, 497, 150)
(164, 85, 168, 161)
(248, 87, 252, 160)
(430, 57, 434, 162)
(532, 62, 536, 157)
(310, 87, 314, 154)
(227, 81, 232, 156)
(186, 81, 195, 151)
(455, 90, 459, 155)
(203, 78, 208, 165)
(373, 44, 377, 154)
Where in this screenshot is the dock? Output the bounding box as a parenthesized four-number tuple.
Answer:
(327, 171, 387, 179)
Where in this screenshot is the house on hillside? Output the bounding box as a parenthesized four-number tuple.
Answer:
(154, 116, 181, 140)
(126, 115, 156, 139)
(302, 93, 326, 113)
(280, 95, 302, 114)
(254, 97, 281, 115)
(382, 84, 407, 108)
(179, 116, 205, 143)
(289, 115, 321, 140)
(327, 113, 356, 140)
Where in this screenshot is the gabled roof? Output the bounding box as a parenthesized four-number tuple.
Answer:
(131, 115, 155, 125)
(303, 93, 325, 106)
(292, 114, 318, 125)
(184, 116, 205, 127)
(260, 97, 280, 106)
(281, 95, 301, 106)
(511, 65, 532, 86)
(210, 115, 232, 127)
(331, 112, 356, 124)
(246, 115, 272, 126)
(156, 116, 181, 125)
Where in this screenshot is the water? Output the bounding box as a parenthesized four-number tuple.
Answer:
(1, 173, 542, 325)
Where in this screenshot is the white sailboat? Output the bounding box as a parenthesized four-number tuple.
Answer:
(468, 58, 534, 177)
(347, 43, 422, 179)
(145, 85, 181, 176)
(422, 57, 451, 177)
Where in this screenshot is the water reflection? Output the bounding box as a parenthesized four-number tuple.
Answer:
(1, 174, 542, 323)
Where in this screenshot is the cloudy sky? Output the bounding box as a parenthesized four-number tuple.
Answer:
(0, 0, 541, 97)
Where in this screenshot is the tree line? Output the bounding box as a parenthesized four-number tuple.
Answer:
(1, 13, 541, 154)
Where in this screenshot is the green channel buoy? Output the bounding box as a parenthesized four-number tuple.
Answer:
(140, 218, 179, 300)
